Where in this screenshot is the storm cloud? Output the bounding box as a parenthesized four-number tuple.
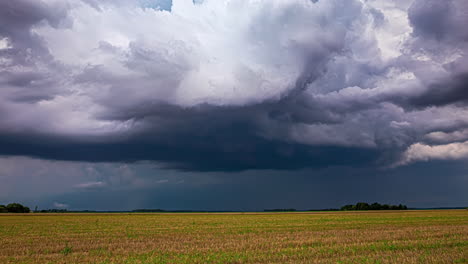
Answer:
(1, 0, 468, 172)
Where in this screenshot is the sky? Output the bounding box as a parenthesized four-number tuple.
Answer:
(0, 0, 467, 211)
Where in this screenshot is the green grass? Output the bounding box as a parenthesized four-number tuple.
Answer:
(0, 210, 467, 263)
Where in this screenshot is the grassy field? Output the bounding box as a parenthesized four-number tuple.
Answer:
(0, 210, 467, 263)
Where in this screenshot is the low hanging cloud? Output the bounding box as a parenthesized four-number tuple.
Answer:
(398, 141, 468, 166)
(425, 129, 468, 144)
(53, 202, 69, 209)
(0, 0, 467, 171)
(74, 181, 107, 189)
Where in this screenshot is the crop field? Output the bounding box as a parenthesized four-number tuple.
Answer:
(0, 210, 467, 264)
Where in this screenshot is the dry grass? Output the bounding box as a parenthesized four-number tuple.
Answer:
(0, 210, 467, 263)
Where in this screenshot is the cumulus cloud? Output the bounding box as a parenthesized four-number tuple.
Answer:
(0, 0, 467, 170)
(425, 129, 468, 144)
(33, 0, 363, 108)
(398, 141, 468, 166)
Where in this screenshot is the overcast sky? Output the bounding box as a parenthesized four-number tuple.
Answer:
(0, 0, 467, 210)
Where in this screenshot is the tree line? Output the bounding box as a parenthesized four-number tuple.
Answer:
(267, 202, 409, 212)
(0, 203, 31, 213)
(341, 202, 407, 211)
(264, 208, 297, 212)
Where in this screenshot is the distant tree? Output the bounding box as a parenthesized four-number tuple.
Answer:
(340, 202, 407, 211)
(0, 205, 7, 213)
(341, 204, 355, 211)
(264, 209, 297, 212)
(40, 209, 68, 213)
(308, 208, 340, 212)
(132, 209, 165, 213)
(355, 202, 370, 210)
(6, 203, 30, 213)
(398, 204, 407, 210)
(370, 203, 382, 210)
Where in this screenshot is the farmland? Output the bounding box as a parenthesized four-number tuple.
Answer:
(0, 210, 467, 263)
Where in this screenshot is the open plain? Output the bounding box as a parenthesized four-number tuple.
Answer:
(0, 210, 467, 263)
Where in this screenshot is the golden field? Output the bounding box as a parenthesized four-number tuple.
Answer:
(0, 210, 467, 263)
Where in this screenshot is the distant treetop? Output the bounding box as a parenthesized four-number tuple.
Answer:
(341, 202, 407, 211)
(0, 203, 30, 213)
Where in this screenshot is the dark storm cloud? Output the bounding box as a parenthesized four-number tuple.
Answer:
(409, 0, 468, 43)
(1, 0, 468, 171)
(0, 0, 70, 105)
(0, 101, 378, 171)
(401, 0, 468, 110)
(0, 0, 69, 58)
(0, 0, 67, 31)
(407, 73, 468, 108)
(394, 0, 468, 112)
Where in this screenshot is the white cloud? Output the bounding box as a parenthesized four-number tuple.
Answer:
(425, 129, 468, 144)
(0, 37, 11, 50)
(33, 0, 366, 107)
(53, 202, 69, 209)
(364, 0, 415, 61)
(74, 181, 106, 189)
(397, 141, 468, 166)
